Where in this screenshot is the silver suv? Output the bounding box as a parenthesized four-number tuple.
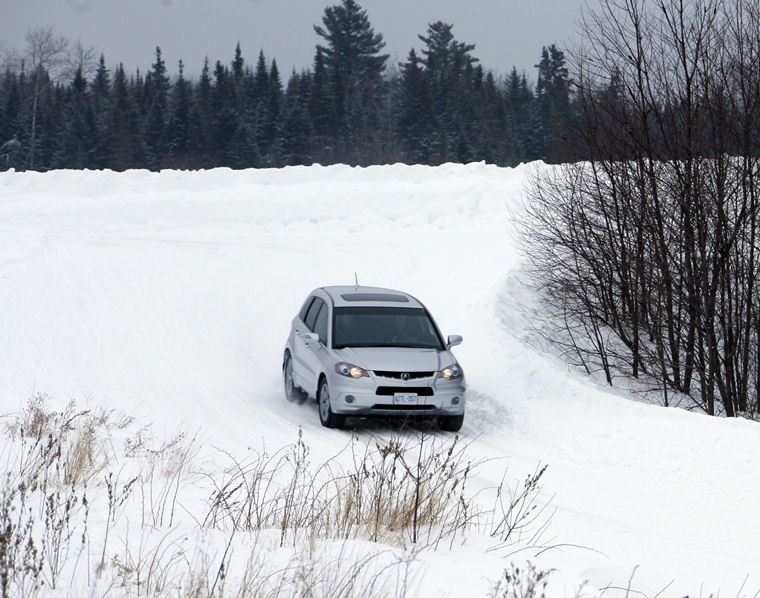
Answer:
(283, 286, 466, 431)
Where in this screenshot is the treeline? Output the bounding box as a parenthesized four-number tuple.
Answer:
(0, 0, 576, 171)
(523, 0, 760, 418)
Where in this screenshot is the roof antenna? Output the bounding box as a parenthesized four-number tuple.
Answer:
(354, 272, 360, 290)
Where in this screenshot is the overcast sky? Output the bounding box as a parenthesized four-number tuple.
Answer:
(1, 0, 591, 81)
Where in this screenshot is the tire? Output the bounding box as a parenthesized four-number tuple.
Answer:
(438, 413, 464, 432)
(318, 378, 346, 429)
(283, 352, 305, 403)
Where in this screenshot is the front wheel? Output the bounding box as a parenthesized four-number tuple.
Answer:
(318, 379, 346, 429)
(438, 413, 464, 432)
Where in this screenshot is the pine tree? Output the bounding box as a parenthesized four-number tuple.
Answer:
(167, 60, 192, 167)
(31, 75, 62, 170)
(416, 21, 478, 164)
(188, 57, 213, 166)
(234, 53, 259, 168)
(397, 49, 432, 163)
(143, 47, 170, 169)
(251, 50, 271, 164)
(266, 59, 284, 165)
(504, 67, 534, 165)
(314, 0, 388, 163)
(108, 63, 140, 169)
(467, 67, 508, 164)
(232, 42, 245, 86)
(57, 66, 95, 168)
(91, 54, 111, 168)
(308, 47, 335, 163)
(1, 71, 24, 168)
(534, 44, 572, 162)
(211, 60, 237, 166)
(282, 70, 314, 165)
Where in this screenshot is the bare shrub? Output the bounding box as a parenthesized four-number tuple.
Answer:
(3, 395, 117, 488)
(489, 562, 554, 598)
(0, 397, 128, 596)
(215, 542, 418, 598)
(486, 464, 552, 551)
(135, 430, 200, 528)
(0, 477, 44, 598)
(522, 0, 760, 418)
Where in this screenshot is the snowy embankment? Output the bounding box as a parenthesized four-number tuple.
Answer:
(0, 164, 758, 597)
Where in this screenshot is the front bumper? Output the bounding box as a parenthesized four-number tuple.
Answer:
(327, 371, 466, 416)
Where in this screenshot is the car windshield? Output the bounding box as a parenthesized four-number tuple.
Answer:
(333, 307, 445, 350)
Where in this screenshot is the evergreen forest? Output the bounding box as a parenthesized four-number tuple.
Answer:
(0, 0, 576, 171)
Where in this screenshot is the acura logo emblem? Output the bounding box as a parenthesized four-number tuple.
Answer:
(401, 372, 410, 381)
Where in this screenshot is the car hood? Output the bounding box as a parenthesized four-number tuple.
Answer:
(334, 346, 450, 372)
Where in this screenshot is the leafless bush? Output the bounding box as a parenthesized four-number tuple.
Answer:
(0, 477, 44, 597)
(522, 0, 760, 418)
(135, 430, 200, 528)
(0, 396, 114, 597)
(486, 464, 552, 551)
(489, 562, 554, 598)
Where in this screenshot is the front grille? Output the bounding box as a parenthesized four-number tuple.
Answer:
(371, 404, 436, 411)
(373, 371, 434, 380)
(375, 386, 434, 397)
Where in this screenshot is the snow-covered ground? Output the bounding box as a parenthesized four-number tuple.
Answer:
(1, 163, 758, 597)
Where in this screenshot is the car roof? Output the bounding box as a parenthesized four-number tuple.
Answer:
(319, 286, 424, 309)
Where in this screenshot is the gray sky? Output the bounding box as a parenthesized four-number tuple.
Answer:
(1, 0, 589, 81)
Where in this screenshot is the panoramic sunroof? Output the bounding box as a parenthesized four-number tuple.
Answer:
(341, 293, 410, 303)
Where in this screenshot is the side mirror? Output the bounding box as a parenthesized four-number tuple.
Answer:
(298, 330, 320, 344)
(447, 335, 463, 348)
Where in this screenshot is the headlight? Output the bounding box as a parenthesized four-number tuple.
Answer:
(438, 364, 462, 380)
(335, 362, 369, 379)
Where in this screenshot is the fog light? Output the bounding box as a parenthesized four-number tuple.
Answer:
(451, 396, 461, 405)
(345, 395, 355, 404)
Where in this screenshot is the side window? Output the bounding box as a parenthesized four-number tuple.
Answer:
(314, 303, 329, 345)
(298, 296, 315, 323)
(304, 297, 324, 331)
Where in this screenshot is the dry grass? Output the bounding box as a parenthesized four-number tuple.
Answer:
(0, 396, 559, 598)
(204, 429, 485, 548)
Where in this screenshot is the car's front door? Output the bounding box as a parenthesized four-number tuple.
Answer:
(292, 296, 327, 395)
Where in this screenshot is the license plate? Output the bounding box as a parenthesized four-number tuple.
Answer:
(393, 393, 419, 405)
